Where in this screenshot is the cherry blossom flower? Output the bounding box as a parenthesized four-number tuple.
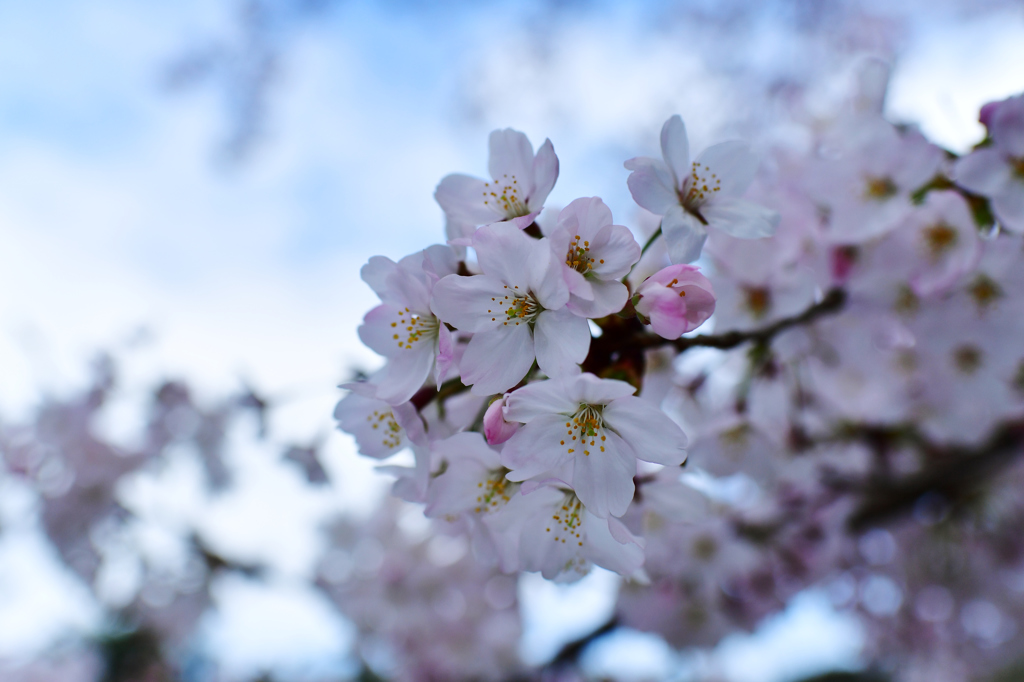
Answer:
(358, 245, 458, 404)
(424, 432, 519, 563)
(954, 94, 1024, 233)
(807, 117, 943, 244)
(333, 382, 424, 458)
(435, 128, 559, 244)
(500, 374, 688, 518)
(431, 222, 590, 395)
(625, 114, 779, 264)
(547, 197, 641, 318)
(633, 264, 716, 339)
(483, 482, 646, 582)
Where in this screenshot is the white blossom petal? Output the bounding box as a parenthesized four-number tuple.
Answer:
(693, 140, 757, 198)
(374, 344, 435, 405)
(460, 326, 535, 395)
(504, 378, 579, 422)
(603, 395, 688, 464)
(993, 183, 1024, 234)
(435, 173, 501, 240)
(660, 114, 690, 188)
(953, 148, 1012, 196)
(527, 239, 571, 310)
(568, 279, 629, 318)
(661, 206, 708, 264)
(585, 514, 646, 578)
(431, 273, 509, 332)
(624, 156, 678, 215)
(572, 429, 636, 518)
(587, 223, 641, 279)
(534, 309, 590, 378)
(502, 414, 579, 480)
(531, 138, 559, 208)
(488, 128, 534, 184)
(568, 373, 636, 405)
(473, 222, 537, 287)
(701, 196, 780, 239)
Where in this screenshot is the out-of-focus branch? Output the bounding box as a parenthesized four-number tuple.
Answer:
(545, 616, 619, 669)
(824, 419, 1024, 531)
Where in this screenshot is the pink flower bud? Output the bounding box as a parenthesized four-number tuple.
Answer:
(634, 264, 716, 339)
(483, 396, 519, 445)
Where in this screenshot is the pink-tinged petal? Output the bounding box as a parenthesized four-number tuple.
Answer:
(338, 380, 377, 397)
(422, 244, 459, 279)
(504, 378, 579, 422)
(660, 114, 690, 187)
(434, 430, 502, 468)
(588, 223, 641, 279)
(568, 279, 629, 318)
(625, 156, 678, 215)
(891, 129, 944, 191)
(430, 273, 507, 332)
(473, 221, 536, 287)
(531, 138, 559, 207)
(701, 196, 780, 239)
(480, 490, 530, 573)
(528, 239, 571, 310)
(534, 309, 589, 378)
(953, 148, 1012, 196)
(375, 343, 435, 405)
(568, 373, 636, 405)
(502, 414, 578, 480)
(484, 397, 520, 444)
(993, 183, 1024, 234)
(489, 128, 535, 183)
(907, 191, 981, 296)
(357, 304, 403, 357)
(661, 206, 708, 264)
(435, 173, 500, 226)
(564, 267, 595, 301)
(507, 211, 541, 231)
(519, 473, 572, 495)
(636, 264, 716, 338)
(385, 262, 433, 313)
(990, 95, 1024, 157)
(434, 324, 454, 389)
(360, 256, 399, 302)
(392, 401, 428, 446)
(557, 197, 614, 241)
(333, 392, 407, 459)
(693, 140, 757, 198)
(572, 429, 636, 518)
(460, 326, 535, 395)
(585, 514, 645, 577)
(425, 457, 491, 517)
(603, 395, 688, 464)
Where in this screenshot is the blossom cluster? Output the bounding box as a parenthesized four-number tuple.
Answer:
(336, 114, 779, 582)
(333, 72, 1024, 681)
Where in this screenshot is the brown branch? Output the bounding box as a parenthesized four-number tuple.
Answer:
(667, 287, 847, 352)
(409, 378, 468, 411)
(584, 288, 846, 377)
